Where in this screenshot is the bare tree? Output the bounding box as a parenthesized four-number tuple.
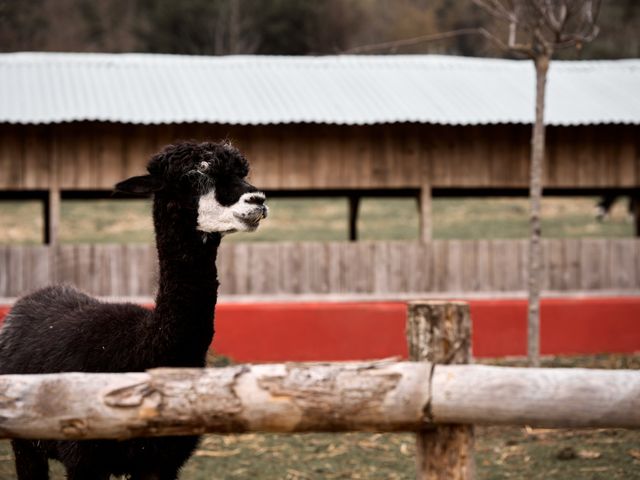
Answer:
(347, 1, 601, 367)
(472, 0, 601, 366)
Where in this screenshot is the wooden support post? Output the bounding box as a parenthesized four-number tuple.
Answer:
(632, 194, 640, 237)
(407, 301, 475, 480)
(419, 184, 432, 242)
(348, 194, 360, 242)
(44, 188, 60, 245)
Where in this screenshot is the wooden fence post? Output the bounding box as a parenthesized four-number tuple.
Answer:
(407, 301, 475, 480)
(419, 183, 432, 242)
(44, 187, 60, 245)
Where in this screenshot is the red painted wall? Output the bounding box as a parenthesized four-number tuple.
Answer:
(1, 297, 639, 361)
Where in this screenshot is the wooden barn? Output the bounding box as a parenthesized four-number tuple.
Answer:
(0, 53, 639, 298)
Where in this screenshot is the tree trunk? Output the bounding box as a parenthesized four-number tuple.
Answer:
(228, 0, 241, 54)
(528, 54, 550, 367)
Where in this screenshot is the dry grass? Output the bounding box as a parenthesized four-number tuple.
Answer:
(0, 196, 634, 244)
(1, 428, 638, 480)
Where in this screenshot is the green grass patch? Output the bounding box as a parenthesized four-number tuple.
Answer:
(358, 197, 420, 241)
(229, 198, 350, 242)
(0, 196, 634, 244)
(0, 200, 43, 244)
(433, 197, 634, 239)
(59, 199, 154, 244)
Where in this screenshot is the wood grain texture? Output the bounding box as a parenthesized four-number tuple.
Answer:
(407, 301, 475, 480)
(0, 240, 639, 297)
(431, 365, 640, 428)
(0, 362, 638, 439)
(419, 184, 432, 242)
(0, 361, 432, 439)
(1, 123, 639, 190)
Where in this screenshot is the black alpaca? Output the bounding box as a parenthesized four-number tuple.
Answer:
(0, 141, 267, 479)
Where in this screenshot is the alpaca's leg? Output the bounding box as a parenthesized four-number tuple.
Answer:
(128, 436, 196, 480)
(65, 465, 110, 480)
(56, 440, 112, 480)
(12, 440, 49, 480)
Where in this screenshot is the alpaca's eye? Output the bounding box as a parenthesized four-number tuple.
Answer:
(198, 161, 210, 172)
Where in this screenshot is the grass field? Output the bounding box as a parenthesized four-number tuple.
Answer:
(0, 354, 638, 479)
(0, 196, 634, 244)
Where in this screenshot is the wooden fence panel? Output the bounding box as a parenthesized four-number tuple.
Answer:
(445, 239, 464, 292)
(609, 239, 637, 289)
(372, 242, 390, 293)
(560, 239, 581, 290)
(278, 242, 304, 294)
(431, 240, 449, 292)
(407, 242, 429, 293)
(246, 243, 275, 295)
(1, 240, 639, 298)
(0, 246, 49, 297)
(388, 242, 411, 293)
(305, 243, 330, 294)
(580, 239, 609, 290)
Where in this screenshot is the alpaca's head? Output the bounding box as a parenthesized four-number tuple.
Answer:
(115, 141, 268, 235)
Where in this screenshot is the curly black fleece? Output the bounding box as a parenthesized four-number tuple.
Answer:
(0, 141, 257, 480)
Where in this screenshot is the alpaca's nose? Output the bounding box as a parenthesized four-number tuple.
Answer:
(246, 195, 265, 206)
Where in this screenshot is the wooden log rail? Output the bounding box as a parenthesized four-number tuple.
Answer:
(0, 362, 639, 440)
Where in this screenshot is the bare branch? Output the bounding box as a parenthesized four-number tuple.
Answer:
(530, 1, 562, 35)
(345, 28, 485, 54)
(508, 21, 517, 47)
(345, 26, 534, 57)
(555, 27, 600, 50)
(474, 0, 600, 57)
(346, 0, 599, 58)
(477, 27, 534, 57)
(538, 0, 567, 33)
(471, 0, 513, 22)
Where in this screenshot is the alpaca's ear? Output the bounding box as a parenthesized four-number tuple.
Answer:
(114, 175, 163, 195)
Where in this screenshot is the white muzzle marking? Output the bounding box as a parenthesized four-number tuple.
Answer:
(197, 189, 267, 234)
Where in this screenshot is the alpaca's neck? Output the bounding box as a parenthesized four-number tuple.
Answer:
(151, 195, 221, 366)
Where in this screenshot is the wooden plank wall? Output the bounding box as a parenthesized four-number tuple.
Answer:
(1, 123, 638, 191)
(1, 239, 638, 298)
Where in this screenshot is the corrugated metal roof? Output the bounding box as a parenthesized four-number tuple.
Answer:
(1, 52, 639, 126)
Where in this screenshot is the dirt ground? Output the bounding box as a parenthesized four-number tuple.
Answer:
(0, 354, 638, 479)
(179, 427, 640, 480)
(0, 428, 638, 479)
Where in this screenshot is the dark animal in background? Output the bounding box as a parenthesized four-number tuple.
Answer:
(0, 141, 268, 479)
(595, 194, 636, 222)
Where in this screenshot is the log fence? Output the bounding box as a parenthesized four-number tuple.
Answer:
(1, 363, 639, 440)
(0, 301, 639, 478)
